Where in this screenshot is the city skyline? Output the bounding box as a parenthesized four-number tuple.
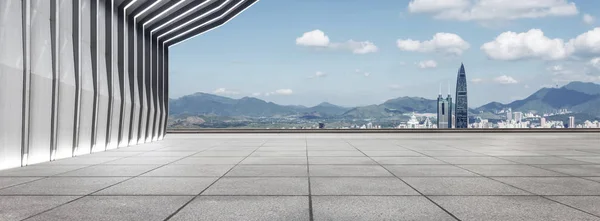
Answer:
(170, 0, 600, 107)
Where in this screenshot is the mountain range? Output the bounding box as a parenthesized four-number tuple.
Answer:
(169, 81, 600, 119)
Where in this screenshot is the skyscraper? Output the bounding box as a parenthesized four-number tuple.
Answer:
(437, 84, 453, 129)
(569, 116, 575, 128)
(455, 63, 469, 128)
(437, 92, 449, 128)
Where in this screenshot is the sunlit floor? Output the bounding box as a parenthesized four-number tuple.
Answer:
(1, 133, 600, 220)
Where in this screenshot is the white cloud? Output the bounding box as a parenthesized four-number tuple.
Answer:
(330, 40, 379, 54)
(296, 30, 329, 47)
(309, 71, 326, 79)
(213, 88, 240, 95)
(265, 89, 293, 96)
(407, 0, 579, 22)
(397, 33, 470, 56)
(355, 69, 371, 77)
(482, 28, 600, 61)
(296, 30, 378, 54)
(471, 78, 484, 83)
(583, 14, 595, 25)
(418, 60, 438, 69)
(566, 28, 600, 56)
(493, 75, 519, 84)
(591, 57, 600, 67)
(481, 29, 569, 60)
(251, 92, 261, 97)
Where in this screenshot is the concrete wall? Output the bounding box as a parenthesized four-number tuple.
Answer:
(0, 0, 257, 170)
(0, 0, 167, 169)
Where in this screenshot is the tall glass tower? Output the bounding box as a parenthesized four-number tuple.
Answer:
(455, 63, 468, 128)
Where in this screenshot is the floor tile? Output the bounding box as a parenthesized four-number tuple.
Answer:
(142, 165, 234, 177)
(173, 157, 245, 165)
(437, 157, 517, 165)
(308, 157, 376, 165)
(310, 177, 419, 195)
(361, 150, 424, 157)
(169, 196, 309, 221)
(0, 165, 88, 177)
(202, 177, 308, 195)
(312, 196, 456, 220)
(494, 177, 600, 195)
(240, 157, 307, 165)
(0, 196, 78, 221)
(0, 177, 43, 189)
(56, 165, 161, 177)
(27, 196, 192, 221)
(548, 196, 600, 217)
(536, 165, 600, 176)
(371, 157, 447, 165)
(307, 151, 364, 157)
(226, 165, 308, 176)
(500, 157, 589, 165)
(431, 196, 600, 221)
(310, 165, 392, 176)
(459, 165, 566, 176)
(0, 177, 126, 195)
(95, 177, 218, 195)
(385, 165, 478, 177)
(403, 177, 531, 195)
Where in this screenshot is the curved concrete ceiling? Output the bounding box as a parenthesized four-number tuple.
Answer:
(118, 0, 258, 47)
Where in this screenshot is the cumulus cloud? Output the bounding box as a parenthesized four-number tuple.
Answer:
(566, 28, 600, 56)
(417, 60, 438, 69)
(296, 30, 378, 54)
(213, 88, 240, 95)
(481, 29, 569, 61)
(407, 0, 579, 22)
(583, 14, 595, 25)
(296, 30, 329, 47)
(494, 75, 519, 84)
(265, 89, 293, 96)
(481, 28, 600, 60)
(251, 92, 261, 97)
(397, 33, 470, 56)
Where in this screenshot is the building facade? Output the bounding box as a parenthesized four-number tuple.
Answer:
(437, 93, 453, 128)
(454, 63, 468, 128)
(0, 0, 257, 170)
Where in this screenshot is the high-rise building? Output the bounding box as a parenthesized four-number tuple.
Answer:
(454, 63, 468, 128)
(506, 109, 512, 122)
(514, 112, 523, 123)
(541, 117, 546, 128)
(436, 86, 453, 128)
(569, 116, 575, 128)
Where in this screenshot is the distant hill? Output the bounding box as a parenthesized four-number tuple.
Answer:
(169, 93, 348, 117)
(477, 81, 600, 117)
(342, 97, 437, 118)
(169, 81, 600, 119)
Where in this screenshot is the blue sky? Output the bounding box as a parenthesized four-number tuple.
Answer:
(169, 0, 600, 107)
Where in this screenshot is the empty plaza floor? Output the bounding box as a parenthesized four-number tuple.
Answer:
(1, 133, 600, 220)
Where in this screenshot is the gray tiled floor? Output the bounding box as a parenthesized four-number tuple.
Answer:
(1, 133, 599, 220)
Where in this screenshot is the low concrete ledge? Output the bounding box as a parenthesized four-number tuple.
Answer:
(167, 128, 600, 133)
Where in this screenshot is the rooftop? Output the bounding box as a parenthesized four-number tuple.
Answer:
(1, 133, 600, 220)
